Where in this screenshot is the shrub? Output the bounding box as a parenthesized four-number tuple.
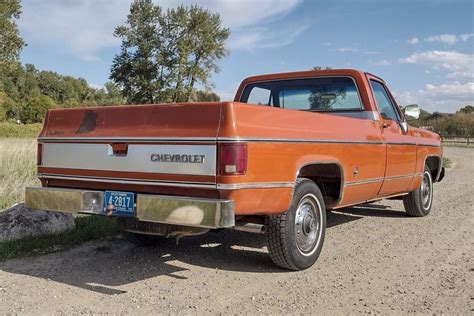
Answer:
(19, 95, 57, 124)
(0, 92, 18, 120)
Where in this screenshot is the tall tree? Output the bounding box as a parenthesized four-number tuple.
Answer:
(110, 0, 229, 104)
(0, 0, 25, 73)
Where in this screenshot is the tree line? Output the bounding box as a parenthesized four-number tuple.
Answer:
(410, 105, 474, 137)
(0, 0, 227, 123)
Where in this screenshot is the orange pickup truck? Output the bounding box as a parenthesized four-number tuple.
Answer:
(26, 69, 444, 270)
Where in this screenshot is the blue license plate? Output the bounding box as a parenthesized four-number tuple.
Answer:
(103, 191, 135, 217)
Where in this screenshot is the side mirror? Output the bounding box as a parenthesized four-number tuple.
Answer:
(403, 104, 420, 120)
(400, 121, 408, 134)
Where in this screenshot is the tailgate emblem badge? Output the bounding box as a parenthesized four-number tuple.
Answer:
(151, 154, 205, 164)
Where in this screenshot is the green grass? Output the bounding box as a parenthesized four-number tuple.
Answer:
(443, 157, 452, 168)
(0, 216, 119, 261)
(0, 123, 43, 138)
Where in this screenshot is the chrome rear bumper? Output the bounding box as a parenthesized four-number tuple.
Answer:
(25, 187, 235, 229)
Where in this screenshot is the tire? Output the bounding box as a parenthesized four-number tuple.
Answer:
(121, 230, 167, 246)
(267, 178, 326, 270)
(403, 165, 433, 217)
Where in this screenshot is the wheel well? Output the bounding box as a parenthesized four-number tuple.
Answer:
(298, 163, 343, 208)
(425, 156, 441, 182)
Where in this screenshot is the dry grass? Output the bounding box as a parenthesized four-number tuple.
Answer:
(0, 138, 40, 210)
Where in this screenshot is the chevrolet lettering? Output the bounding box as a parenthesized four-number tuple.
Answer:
(150, 153, 205, 164)
(26, 69, 444, 270)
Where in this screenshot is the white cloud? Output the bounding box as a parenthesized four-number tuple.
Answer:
(335, 47, 359, 53)
(423, 33, 474, 45)
(369, 59, 391, 66)
(399, 50, 474, 72)
(425, 34, 458, 45)
(19, 0, 304, 61)
(395, 82, 474, 112)
(425, 81, 474, 99)
(334, 47, 379, 54)
(446, 71, 474, 80)
(407, 37, 419, 45)
(228, 21, 310, 50)
(459, 33, 474, 41)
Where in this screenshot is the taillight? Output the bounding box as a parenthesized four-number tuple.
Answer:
(219, 143, 247, 175)
(37, 143, 43, 165)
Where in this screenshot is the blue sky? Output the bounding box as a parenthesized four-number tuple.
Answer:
(18, 0, 473, 112)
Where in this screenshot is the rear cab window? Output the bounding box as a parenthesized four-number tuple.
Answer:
(239, 77, 363, 112)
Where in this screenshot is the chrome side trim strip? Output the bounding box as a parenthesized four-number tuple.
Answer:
(217, 182, 294, 190)
(38, 136, 440, 147)
(386, 142, 417, 146)
(39, 136, 384, 145)
(217, 137, 385, 145)
(417, 143, 441, 148)
(38, 136, 216, 142)
(344, 173, 423, 187)
(38, 174, 216, 189)
(345, 178, 383, 186)
(39, 174, 295, 190)
(384, 173, 423, 181)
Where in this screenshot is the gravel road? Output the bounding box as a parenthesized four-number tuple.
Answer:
(0, 147, 472, 314)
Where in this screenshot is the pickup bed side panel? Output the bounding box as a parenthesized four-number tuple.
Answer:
(217, 102, 386, 215)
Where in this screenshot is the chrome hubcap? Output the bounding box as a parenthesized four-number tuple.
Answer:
(421, 171, 432, 209)
(295, 195, 320, 254)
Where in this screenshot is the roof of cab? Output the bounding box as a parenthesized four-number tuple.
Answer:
(239, 69, 369, 85)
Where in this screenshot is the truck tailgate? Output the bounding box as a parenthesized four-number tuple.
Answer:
(38, 103, 222, 187)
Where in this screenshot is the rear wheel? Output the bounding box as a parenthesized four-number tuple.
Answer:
(267, 178, 326, 270)
(403, 166, 433, 217)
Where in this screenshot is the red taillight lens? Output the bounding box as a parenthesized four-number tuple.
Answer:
(37, 143, 43, 165)
(219, 143, 247, 175)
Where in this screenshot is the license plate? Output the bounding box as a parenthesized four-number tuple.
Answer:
(103, 191, 135, 217)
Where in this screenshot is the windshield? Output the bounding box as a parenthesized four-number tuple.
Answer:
(239, 77, 363, 111)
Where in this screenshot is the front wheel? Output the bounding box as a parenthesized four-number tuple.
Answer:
(403, 166, 433, 217)
(267, 178, 326, 270)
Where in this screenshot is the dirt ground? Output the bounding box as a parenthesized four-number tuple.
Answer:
(0, 147, 472, 314)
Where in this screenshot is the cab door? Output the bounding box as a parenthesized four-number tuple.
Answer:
(368, 79, 417, 196)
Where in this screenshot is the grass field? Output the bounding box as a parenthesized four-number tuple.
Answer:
(0, 138, 39, 210)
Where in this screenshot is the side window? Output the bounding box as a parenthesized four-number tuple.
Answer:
(246, 87, 272, 106)
(370, 80, 399, 121)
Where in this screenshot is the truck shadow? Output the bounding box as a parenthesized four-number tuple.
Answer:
(0, 203, 407, 295)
